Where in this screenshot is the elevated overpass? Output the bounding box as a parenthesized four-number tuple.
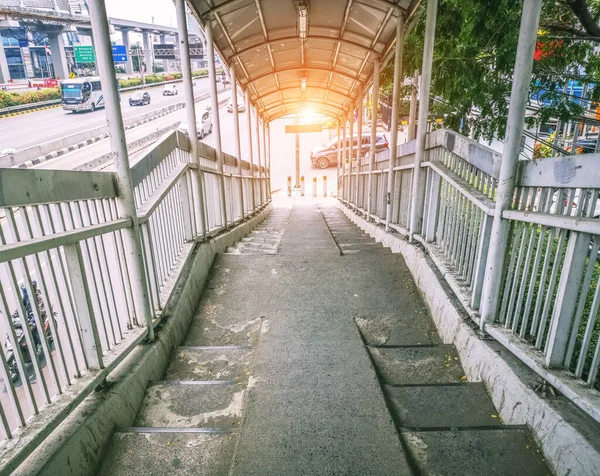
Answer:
(0, 1, 599, 475)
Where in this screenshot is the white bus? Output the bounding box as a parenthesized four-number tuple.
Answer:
(60, 76, 105, 112)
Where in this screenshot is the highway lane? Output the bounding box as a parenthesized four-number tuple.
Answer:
(33, 90, 252, 171)
(0, 77, 219, 152)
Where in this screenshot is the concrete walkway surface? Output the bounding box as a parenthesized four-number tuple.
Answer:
(97, 194, 551, 476)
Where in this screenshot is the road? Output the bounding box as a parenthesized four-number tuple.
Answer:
(0, 77, 216, 152)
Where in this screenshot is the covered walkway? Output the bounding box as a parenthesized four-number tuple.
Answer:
(96, 195, 549, 476)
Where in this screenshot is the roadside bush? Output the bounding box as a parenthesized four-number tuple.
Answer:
(0, 88, 61, 109)
(118, 78, 143, 88)
(192, 69, 208, 77)
(164, 74, 175, 81)
(172, 73, 183, 79)
(145, 74, 167, 84)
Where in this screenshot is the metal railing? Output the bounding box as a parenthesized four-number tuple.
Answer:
(0, 129, 269, 471)
(340, 128, 600, 424)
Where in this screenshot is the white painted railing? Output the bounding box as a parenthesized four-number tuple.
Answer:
(0, 130, 269, 472)
(341, 128, 600, 423)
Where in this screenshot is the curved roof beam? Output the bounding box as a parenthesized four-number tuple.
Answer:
(203, 0, 405, 19)
(231, 35, 380, 60)
(253, 85, 356, 105)
(260, 99, 346, 117)
(242, 66, 365, 90)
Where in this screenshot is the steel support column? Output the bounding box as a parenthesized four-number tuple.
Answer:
(348, 112, 354, 204)
(367, 58, 380, 221)
(336, 122, 342, 197)
(88, 0, 154, 341)
(256, 111, 264, 205)
(409, 0, 437, 240)
(266, 123, 271, 200)
(206, 19, 228, 228)
(246, 93, 256, 211)
(263, 121, 270, 201)
(230, 61, 244, 219)
(176, 0, 206, 237)
(385, 14, 404, 230)
(342, 118, 347, 202)
(480, 0, 543, 329)
(355, 87, 363, 208)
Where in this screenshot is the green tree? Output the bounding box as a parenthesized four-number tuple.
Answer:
(383, 0, 600, 142)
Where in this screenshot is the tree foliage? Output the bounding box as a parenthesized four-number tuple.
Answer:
(382, 0, 600, 142)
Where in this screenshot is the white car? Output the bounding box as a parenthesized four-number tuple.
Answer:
(178, 108, 213, 139)
(227, 97, 246, 113)
(162, 84, 178, 96)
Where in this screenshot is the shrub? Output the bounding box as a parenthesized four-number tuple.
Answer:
(144, 74, 166, 84)
(0, 88, 61, 109)
(192, 69, 208, 77)
(172, 73, 182, 79)
(118, 78, 143, 88)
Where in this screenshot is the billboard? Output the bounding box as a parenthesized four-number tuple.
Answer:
(153, 43, 176, 60)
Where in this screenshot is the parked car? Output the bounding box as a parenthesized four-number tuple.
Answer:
(227, 97, 246, 113)
(310, 133, 389, 169)
(129, 91, 151, 106)
(178, 108, 213, 140)
(162, 84, 178, 96)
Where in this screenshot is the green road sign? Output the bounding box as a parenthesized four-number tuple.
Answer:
(74, 46, 96, 63)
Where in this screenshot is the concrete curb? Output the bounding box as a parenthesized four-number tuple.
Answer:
(0, 103, 61, 119)
(336, 201, 600, 476)
(12, 204, 272, 476)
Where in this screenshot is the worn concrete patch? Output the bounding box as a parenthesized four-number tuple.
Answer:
(96, 432, 236, 476)
(164, 348, 253, 382)
(356, 314, 440, 346)
(135, 383, 245, 429)
(368, 345, 465, 385)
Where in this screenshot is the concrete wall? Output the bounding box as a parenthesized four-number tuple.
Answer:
(13, 204, 271, 476)
(337, 202, 600, 476)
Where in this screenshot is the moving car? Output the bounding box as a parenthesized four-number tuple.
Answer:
(178, 107, 213, 140)
(227, 97, 246, 113)
(129, 91, 151, 106)
(162, 84, 178, 96)
(310, 133, 389, 169)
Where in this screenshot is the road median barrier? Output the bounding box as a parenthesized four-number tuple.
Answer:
(2, 87, 230, 169)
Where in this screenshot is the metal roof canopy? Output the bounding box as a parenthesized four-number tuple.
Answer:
(187, 0, 421, 121)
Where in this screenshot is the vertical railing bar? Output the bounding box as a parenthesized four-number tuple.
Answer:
(40, 204, 81, 379)
(575, 276, 600, 378)
(3, 210, 55, 403)
(68, 202, 111, 351)
(137, 221, 156, 318)
(505, 188, 534, 329)
(55, 202, 88, 370)
(0, 287, 30, 423)
(535, 190, 573, 348)
(100, 199, 133, 331)
(82, 201, 118, 347)
(20, 206, 70, 389)
(92, 200, 125, 341)
(108, 199, 137, 328)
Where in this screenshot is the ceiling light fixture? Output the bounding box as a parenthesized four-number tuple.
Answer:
(294, 0, 310, 40)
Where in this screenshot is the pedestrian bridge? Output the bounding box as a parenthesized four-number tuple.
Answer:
(1, 0, 600, 475)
